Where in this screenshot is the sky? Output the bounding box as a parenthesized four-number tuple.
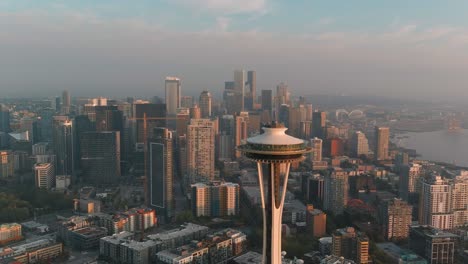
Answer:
(2, 0, 468, 101)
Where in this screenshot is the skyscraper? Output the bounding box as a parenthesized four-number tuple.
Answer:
(374, 126, 390, 161)
(234, 70, 245, 112)
(235, 113, 248, 159)
(0, 104, 10, 133)
(451, 172, 468, 228)
(52, 117, 74, 176)
(218, 115, 235, 161)
(324, 167, 349, 215)
(148, 128, 174, 222)
(199, 91, 212, 118)
(187, 119, 216, 184)
(165, 77, 181, 116)
(409, 226, 457, 264)
(134, 103, 166, 143)
(95, 106, 123, 132)
(245, 70, 256, 110)
(181, 96, 194, 108)
(34, 163, 55, 189)
(312, 111, 326, 139)
(261, 89, 273, 115)
(61, 90, 71, 115)
(80, 131, 121, 185)
(418, 175, 453, 230)
(383, 198, 412, 240)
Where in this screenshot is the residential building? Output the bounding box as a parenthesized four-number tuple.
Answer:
(409, 226, 458, 264)
(199, 91, 212, 118)
(332, 227, 369, 264)
(191, 182, 240, 218)
(306, 205, 327, 237)
(374, 126, 389, 161)
(383, 198, 413, 240)
(0, 150, 14, 178)
(187, 119, 216, 184)
(34, 163, 55, 189)
(418, 176, 453, 230)
(0, 223, 22, 245)
(324, 168, 349, 215)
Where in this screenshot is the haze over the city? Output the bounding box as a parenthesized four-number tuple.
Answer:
(2, 0, 468, 100)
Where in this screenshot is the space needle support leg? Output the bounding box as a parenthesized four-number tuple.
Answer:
(257, 162, 267, 264)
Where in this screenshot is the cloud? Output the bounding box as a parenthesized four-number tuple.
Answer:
(173, 0, 268, 14)
(1, 11, 468, 101)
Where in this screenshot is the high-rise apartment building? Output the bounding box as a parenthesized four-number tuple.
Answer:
(0, 223, 22, 245)
(351, 131, 369, 157)
(80, 131, 121, 185)
(374, 126, 390, 161)
(409, 226, 458, 264)
(191, 182, 239, 217)
(310, 137, 323, 162)
(148, 128, 174, 222)
(418, 175, 453, 230)
(383, 198, 413, 240)
(312, 111, 327, 139)
(52, 117, 74, 176)
(34, 163, 55, 189)
(332, 227, 369, 264)
(324, 167, 349, 215)
(165, 77, 181, 116)
(187, 119, 216, 184)
(199, 91, 212, 118)
(451, 172, 468, 228)
(400, 163, 423, 202)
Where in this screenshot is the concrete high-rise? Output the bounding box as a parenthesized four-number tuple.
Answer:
(324, 167, 349, 215)
(306, 205, 327, 238)
(237, 122, 311, 264)
(187, 119, 216, 184)
(181, 96, 194, 108)
(312, 111, 326, 139)
(418, 175, 453, 230)
(374, 126, 390, 161)
(351, 131, 369, 157)
(34, 163, 55, 189)
(52, 117, 74, 176)
(310, 137, 323, 162)
(451, 172, 468, 228)
(0, 151, 15, 178)
(383, 198, 412, 240)
(199, 91, 212, 118)
(332, 227, 369, 264)
(218, 115, 235, 160)
(165, 77, 181, 116)
(191, 181, 239, 217)
(80, 131, 121, 185)
(148, 128, 174, 222)
(400, 163, 423, 202)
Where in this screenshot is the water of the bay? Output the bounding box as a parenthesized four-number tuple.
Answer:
(396, 129, 468, 167)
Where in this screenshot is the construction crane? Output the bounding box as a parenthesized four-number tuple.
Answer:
(127, 114, 184, 208)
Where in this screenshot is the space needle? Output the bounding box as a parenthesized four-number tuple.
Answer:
(237, 122, 311, 264)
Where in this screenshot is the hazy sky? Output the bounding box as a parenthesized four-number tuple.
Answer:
(2, 0, 468, 101)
